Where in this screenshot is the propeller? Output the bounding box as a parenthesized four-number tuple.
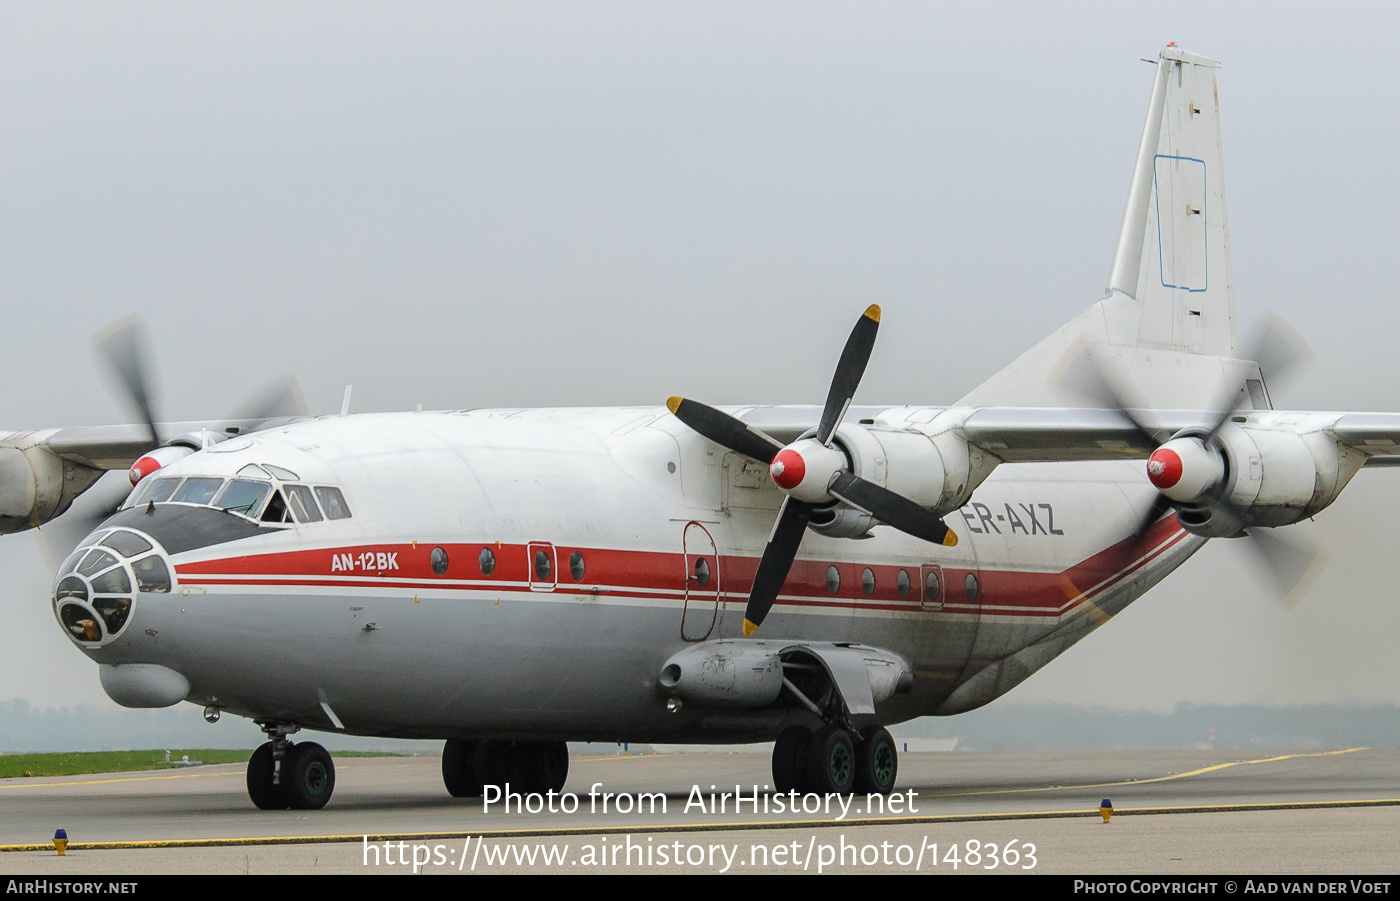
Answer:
(91, 314, 161, 452)
(667, 304, 957, 636)
(37, 315, 312, 571)
(1067, 314, 1326, 603)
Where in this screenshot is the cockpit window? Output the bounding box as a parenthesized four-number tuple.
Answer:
(172, 478, 225, 505)
(314, 486, 351, 520)
(120, 469, 351, 526)
(101, 531, 152, 557)
(133, 556, 171, 593)
(215, 480, 272, 517)
(52, 526, 172, 647)
(261, 490, 290, 524)
(284, 485, 323, 523)
(91, 567, 132, 594)
(128, 477, 178, 508)
(77, 549, 118, 577)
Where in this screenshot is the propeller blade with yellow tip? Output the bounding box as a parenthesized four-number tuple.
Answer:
(665, 396, 785, 464)
(817, 304, 880, 445)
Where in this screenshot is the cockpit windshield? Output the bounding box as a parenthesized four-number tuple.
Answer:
(123, 471, 352, 524)
(215, 480, 272, 516)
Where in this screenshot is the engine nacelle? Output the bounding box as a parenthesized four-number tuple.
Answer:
(0, 444, 103, 535)
(807, 424, 976, 538)
(1153, 423, 1353, 536)
(128, 429, 231, 486)
(129, 445, 195, 486)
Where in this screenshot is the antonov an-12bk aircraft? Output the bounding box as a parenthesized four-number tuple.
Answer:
(2, 46, 1391, 810)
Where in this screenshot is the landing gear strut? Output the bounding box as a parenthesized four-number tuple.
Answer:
(771, 725, 897, 796)
(441, 740, 569, 797)
(246, 723, 336, 810)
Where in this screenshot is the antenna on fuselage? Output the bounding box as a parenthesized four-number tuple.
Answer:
(340, 385, 353, 417)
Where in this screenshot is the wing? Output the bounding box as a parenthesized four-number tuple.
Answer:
(0, 418, 292, 535)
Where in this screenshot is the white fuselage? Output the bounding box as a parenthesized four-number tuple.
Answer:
(64, 406, 1199, 742)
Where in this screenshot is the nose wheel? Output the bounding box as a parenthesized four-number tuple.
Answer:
(247, 723, 337, 810)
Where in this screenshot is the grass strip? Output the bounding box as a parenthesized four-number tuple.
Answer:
(0, 749, 400, 778)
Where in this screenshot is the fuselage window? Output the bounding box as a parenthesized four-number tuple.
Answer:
(826, 565, 841, 595)
(215, 480, 272, 517)
(964, 572, 980, 603)
(570, 551, 586, 582)
(534, 550, 552, 581)
(479, 547, 496, 575)
(172, 477, 224, 506)
(925, 571, 941, 604)
(896, 569, 911, 599)
(314, 486, 352, 520)
(694, 558, 710, 588)
(431, 546, 449, 576)
(284, 485, 323, 523)
(861, 567, 876, 597)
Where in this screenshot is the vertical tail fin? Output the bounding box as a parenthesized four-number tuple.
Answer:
(960, 46, 1245, 409)
(1106, 45, 1236, 356)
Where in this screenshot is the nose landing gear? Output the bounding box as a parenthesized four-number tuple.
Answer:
(246, 723, 336, 810)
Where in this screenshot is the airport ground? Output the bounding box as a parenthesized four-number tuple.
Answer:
(2, 748, 1397, 874)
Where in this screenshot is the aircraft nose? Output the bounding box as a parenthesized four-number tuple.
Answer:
(52, 526, 173, 648)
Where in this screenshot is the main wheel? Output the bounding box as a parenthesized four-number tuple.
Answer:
(853, 726, 898, 795)
(282, 742, 336, 810)
(246, 741, 287, 810)
(802, 725, 855, 794)
(514, 741, 569, 794)
(442, 739, 483, 797)
(473, 740, 512, 793)
(771, 726, 811, 793)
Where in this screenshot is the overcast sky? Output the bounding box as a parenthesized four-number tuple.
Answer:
(3, 2, 1399, 720)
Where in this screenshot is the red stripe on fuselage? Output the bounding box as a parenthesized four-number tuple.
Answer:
(173, 515, 1189, 620)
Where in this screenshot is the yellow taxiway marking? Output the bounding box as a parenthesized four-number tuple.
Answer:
(4, 795, 1400, 853)
(930, 747, 1367, 798)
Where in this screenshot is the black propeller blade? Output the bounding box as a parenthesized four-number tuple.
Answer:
(230, 375, 312, 423)
(743, 497, 816, 636)
(38, 316, 315, 573)
(667, 305, 958, 635)
(91, 314, 161, 452)
(827, 472, 957, 547)
(1239, 524, 1329, 608)
(665, 397, 784, 464)
(1070, 314, 1325, 603)
(817, 304, 881, 445)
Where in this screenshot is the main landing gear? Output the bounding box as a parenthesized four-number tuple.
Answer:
(772, 724, 897, 795)
(246, 723, 336, 810)
(441, 739, 570, 797)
